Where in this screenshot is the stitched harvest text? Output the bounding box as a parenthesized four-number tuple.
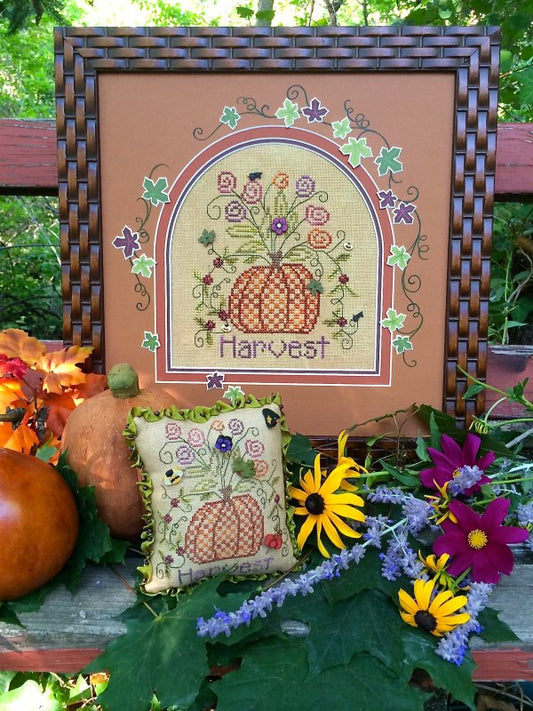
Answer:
(219, 335, 330, 360)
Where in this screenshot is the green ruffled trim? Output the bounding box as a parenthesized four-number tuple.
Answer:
(124, 392, 297, 595)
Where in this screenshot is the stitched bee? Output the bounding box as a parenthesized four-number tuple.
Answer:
(248, 171, 262, 181)
(163, 468, 183, 486)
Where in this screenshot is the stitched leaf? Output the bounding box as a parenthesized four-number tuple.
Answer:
(88, 578, 250, 711)
(274, 191, 289, 218)
(226, 225, 257, 239)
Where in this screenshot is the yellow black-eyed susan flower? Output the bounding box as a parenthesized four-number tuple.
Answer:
(288, 454, 365, 558)
(398, 578, 470, 637)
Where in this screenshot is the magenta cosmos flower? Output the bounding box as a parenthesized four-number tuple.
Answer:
(420, 433, 494, 492)
(433, 498, 529, 584)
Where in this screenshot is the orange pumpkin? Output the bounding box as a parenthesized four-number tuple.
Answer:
(228, 264, 320, 333)
(185, 494, 264, 564)
(61, 363, 176, 539)
(0, 448, 79, 600)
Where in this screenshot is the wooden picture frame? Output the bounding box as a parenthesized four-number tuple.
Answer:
(54, 26, 500, 437)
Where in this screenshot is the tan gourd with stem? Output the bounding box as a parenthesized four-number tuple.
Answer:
(61, 363, 175, 539)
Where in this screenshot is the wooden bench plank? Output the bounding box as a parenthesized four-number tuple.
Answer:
(0, 551, 531, 679)
(0, 119, 532, 198)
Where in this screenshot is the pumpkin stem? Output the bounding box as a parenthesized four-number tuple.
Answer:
(107, 363, 140, 399)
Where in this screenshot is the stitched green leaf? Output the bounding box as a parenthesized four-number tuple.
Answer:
(226, 225, 257, 239)
(274, 191, 289, 218)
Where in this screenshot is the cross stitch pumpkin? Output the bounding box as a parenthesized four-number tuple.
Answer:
(228, 262, 320, 333)
(126, 394, 297, 593)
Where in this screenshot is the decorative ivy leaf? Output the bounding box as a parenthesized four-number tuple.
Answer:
(275, 98, 300, 127)
(387, 245, 411, 270)
(141, 331, 160, 352)
(381, 308, 406, 333)
(131, 254, 156, 279)
(340, 137, 373, 167)
(112, 225, 140, 259)
(142, 176, 170, 206)
(331, 117, 352, 139)
(88, 578, 249, 711)
(392, 335, 413, 354)
(307, 279, 324, 295)
(375, 146, 403, 176)
(220, 106, 241, 130)
(199, 229, 215, 246)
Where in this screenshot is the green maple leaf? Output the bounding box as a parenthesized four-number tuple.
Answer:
(381, 308, 406, 333)
(392, 335, 413, 354)
(331, 117, 352, 139)
(142, 176, 170, 206)
(275, 98, 300, 127)
(199, 229, 216, 246)
(307, 279, 324, 295)
(375, 146, 403, 176)
(220, 105, 241, 129)
(387, 245, 411, 270)
(131, 254, 156, 278)
(87, 578, 250, 711)
(214, 636, 426, 710)
(340, 137, 373, 167)
(141, 331, 160, 352)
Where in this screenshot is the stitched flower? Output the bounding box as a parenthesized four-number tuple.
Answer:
(398, 578, 470, 637)
(217, 171, 236, 194)
(165, 422, 181, 441)
(295, 175, 315, 198)
(205, 320, 216, 331)
(305, 205, 330, 226)
(288, 455, 365, 558)
(433, 498, 529, 584)
(213, 257, 224, 268)
(176, 444, 195, 466)
(271, 217, 288, 235)
(420, 433, 494, 492)
(215, 434, 233, 452)
(307, 228, 332, 250)
(210, 419, 225, 431)
(225, 200, 246, 223)
(228, 418, 244, 435)
(218, 309, 230, 322)
(241, 180, 263, 204)
(202, 274, 213, 285)
(187, 428, 205, 448)
(273, 172, 289, 189)
(339, 274, 349, 284)
(245, 439, 265, 459)
(254, 459, 269, 478)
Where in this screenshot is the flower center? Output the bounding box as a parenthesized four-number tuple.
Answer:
(467, 528, 488, 550)
(414, 610, 437, 633)
(305, 492, 325, 515)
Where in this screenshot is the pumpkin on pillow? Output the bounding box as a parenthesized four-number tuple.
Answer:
(125, 393, 297, 593)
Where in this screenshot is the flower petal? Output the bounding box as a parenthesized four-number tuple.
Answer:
(322, 514, 346, 549)
(297, 514, 316, 551)
(398, 589, 418, 615)
(431, 594, 468, 617)
(326, 503, 365, 523)
(481, 497, 510, 532)
(414, 578, 434, 609)
(327, 510, 362, 538)
(461, 432, 482, 465)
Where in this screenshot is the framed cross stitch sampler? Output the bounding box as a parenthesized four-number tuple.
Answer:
(55, 26, 500, 437)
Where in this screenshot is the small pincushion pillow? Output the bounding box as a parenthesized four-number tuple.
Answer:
(126, 394, 297, 594)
